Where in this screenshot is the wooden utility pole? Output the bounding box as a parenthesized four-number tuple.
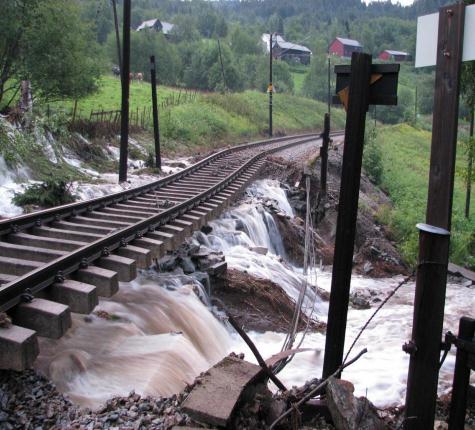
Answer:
(269, 32, 273, 137)
(118, 0, 131, 183)
(217, 39, 227, 92)
(322, 52, 372, 378)
(465, 105, 473, 218)
(327, 56, 331, 114)
(404, 4, 465, 429)
(320, 113, 330, 197)
(150, 55, 161, 170)
(111, 0, 122, 71)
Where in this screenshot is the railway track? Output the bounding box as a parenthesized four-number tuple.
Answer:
(0, 132, 340, 370)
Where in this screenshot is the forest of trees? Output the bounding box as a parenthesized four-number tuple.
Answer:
(0, 0, 473, 125)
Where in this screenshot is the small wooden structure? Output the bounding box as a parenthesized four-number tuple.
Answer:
(329, 37, 363, 59)
(379, 49, 412, 62)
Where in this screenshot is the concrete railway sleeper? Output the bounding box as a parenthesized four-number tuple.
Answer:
(0, 132, 342, 370)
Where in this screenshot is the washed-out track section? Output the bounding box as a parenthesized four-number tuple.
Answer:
(0, 132, 333, 370)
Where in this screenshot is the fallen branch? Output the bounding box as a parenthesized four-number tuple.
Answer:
(227, 313, 288, 392)
(269, 348, 368, 429)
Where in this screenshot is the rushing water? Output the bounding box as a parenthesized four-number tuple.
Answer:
(35, 273, 231, 409)
(33, 178, 473, 410)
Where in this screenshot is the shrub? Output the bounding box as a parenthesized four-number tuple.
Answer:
(363, 127, 383, 185)
(13, 178, 76, 208)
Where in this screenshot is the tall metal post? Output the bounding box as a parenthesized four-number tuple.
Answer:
(269, 32, 273, 137)
(322, 52, 372, 378)
(118, 0, 131, 183)
(404, 4, 465, 429)
(320, 113, 330, 196)
(111, 0, 122, 71)
(150, 55, 161, 170)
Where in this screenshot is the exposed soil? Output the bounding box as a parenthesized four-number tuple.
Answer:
(261, 139, 408, 277)
(214, 269, 326, 333)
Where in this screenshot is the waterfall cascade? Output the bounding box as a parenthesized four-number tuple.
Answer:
(34, 178, 473, 410)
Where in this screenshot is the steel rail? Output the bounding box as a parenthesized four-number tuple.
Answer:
(0, 133, 317, 236)
(0, 132, 343, 312)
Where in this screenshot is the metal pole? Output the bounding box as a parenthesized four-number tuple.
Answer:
(404, 4, 465, 429)
(269, 32, 273, 137)
(322, 52, 372, 378)
(118, 0, 131, 183)
(217, 39, 227, 92)
(320, 113, 330, 196)
(111, 0, 122, 72)
(465, 105, 473, 218)
(150, 55, 161, 170)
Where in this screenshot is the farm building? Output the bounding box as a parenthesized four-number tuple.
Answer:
(136, 18, 175, 37)
(261, 33, 312, 65)
(328, 37, 363, 58)
(379, 50, 412, 62)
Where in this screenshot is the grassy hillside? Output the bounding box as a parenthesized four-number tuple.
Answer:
(375, 124, 474, 268)
(52, 76, 346, 154)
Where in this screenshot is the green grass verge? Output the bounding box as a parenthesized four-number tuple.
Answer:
(376, 124, 475, 268)
(53, 75, 345, 154)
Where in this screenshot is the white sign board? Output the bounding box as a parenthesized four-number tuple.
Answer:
(415, 4, 475, 68)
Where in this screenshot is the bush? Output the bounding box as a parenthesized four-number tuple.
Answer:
(13, 178, 76, 209)
(363, 126, 383, 185)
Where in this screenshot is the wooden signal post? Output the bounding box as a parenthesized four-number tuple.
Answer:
(322, 54, 399, 378)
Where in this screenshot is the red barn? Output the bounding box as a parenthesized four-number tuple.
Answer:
(329, 37, 363, 58)
(379, 50, 412, 62)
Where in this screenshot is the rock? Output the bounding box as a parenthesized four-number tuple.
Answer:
(326, 377, 387, 430)
(179, 257, 196, 274)
(462, 279, 474, 288)
(158, 254, 179, 272)
(363, 262, 374, 274)
(201, 225, 213, 234)
(434, 420, 448, 430)
(250, 246, 268, 255)
(350, 293, 371, 310)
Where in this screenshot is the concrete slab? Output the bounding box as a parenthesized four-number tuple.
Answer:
(47, 280, 98, 314)
(448, 263, 475, 283)
(181, 356, 264, 428)
(97, 254, 137, 282)
(0, 324, 39, 370)
(116, 245, 152, 269)
(74, 266, 119, 297)
(133, 237, 164, 259)
(12, 298, 71, 339)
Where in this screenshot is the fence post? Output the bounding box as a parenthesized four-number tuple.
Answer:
(448, 317, 475, 429)
(322, 52, 372, 379)
(150, 55, 161, 169)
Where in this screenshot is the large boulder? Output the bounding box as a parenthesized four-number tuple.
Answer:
(326, 377, 387, 430)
